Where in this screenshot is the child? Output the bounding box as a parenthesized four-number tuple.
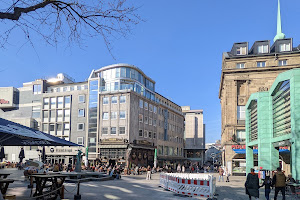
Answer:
(260, 176, 272, 200)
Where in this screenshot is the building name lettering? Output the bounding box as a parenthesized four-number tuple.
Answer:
(56, 149, 72, 153)
(231, 145, 288, 150)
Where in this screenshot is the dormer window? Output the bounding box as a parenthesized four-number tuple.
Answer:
(236, 47, 246, 55)
(258, 45, 268, 53)
(236, 63, 245, 69)
(279, 43, 291, 52)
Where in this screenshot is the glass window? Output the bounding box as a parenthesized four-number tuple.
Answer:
(120, 111, 126, 119)
(115, 68, 120, 78)
(63, 87, 68, 92)
(237, 130, 246, 142)
(57, 110, 63, 121)
(78, 123, 84, 131)
(144, 116, 148, 124)
(236, 47, 246, 55)
(64, 109, 70, 121)
(78, 109, 85, 117)
(144, 102, 148, 110)
(70, 86, 74, 91)
(32, 106, 40, 118)
(257, 61, 266, 67)
(237, 106, 245, 120)
(43, 111, 49, 122)
(64, 96, 71, 108)
(139, 99, 143, 108)
(149, 104, 153, 112)
(102, 127, 108, 135)
(77, 137, 84, 145)
(111, 127, 116, 134)
(103, 112, 109, 120)
(111, 111, 117, 119)
(50, 97, 56, 109)
(139, 130, 143, 137)
(120, 96, 126, 103)
(49, 124, 55, 132)
(236, 63, 245, 69)
(50, 110, 55, 122)
(154, 106, 157, 113)
(279, 43, 291, 52)
(57, 97, 63, 108)
(153, 132, 156, 139)
(42, 124, 48, 132)
(43, 98, 49, 109)
(64, 123, 70, 132)
(56, 124, 62, 131)
(258, 45, 268, 53)
(153, 119, 157, 126)
(119, 127, 125, 134)
(79, 95, 85, 103)
(144, 130, 148, 138)
(139, 114, 143, 123)
(149, 118, 152, 125)
(77, 85, 82, 90)
(33, 84, 42, 94)
(111, 96, 117, 104)
(148, 131, 152, 138)
(103, 97, 109, 105)
(278, 60, 287, 66)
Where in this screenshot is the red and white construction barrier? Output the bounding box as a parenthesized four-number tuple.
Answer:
(159, 173, 216, 198)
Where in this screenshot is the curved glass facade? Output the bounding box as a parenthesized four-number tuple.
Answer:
(95, 65, 156, 102)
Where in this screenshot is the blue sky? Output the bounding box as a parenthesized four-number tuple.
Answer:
(1, 0, 300, 143)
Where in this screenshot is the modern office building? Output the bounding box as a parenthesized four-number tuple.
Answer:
(0, 64, 185, 167)
(181, 106, 205, 166)
(219, 0, 300, 175)
(246, 69, 300, 181)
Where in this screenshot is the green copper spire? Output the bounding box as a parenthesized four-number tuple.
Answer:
(274, 0, 285, 42)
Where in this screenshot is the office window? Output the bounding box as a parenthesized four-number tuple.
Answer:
(120, 111, 126, 119)
(144, 130, 148, 138)
(43, 111, 49, 122)
(153, 132, 156, 139)
(236, 63, 245, 69)
(148, 131, 152, 138)
(78, 109, 85, 117)
(64, 109, 70, 121)
(64, 123, 70, 135)
(139, 130, 143, 137)
(103, 97, 109, 105)
(33, 84, 42, 94)
(120, 96, 126, 103)
(57, 110, 63, 121)
(257, 61, 266, 67)
(49, 124, 55, 133)
(149, 104, 153, 112)
(153, 119, 157, 127)
(43, 98, 49, 109)
(119, 127, 125, 134)
(102, 127, 108, 135)
(50, 97, 56, 109)
(144, 116, 148, 124)
(237, 130, 246, 142)
(237, 106, 245, 120)
(149, 118, 152, 125)
(42, 124, 48, 132)
(236, 47, 246, 55)
(139, 99, 143, 108)
(78, 123, 84, 131)
(77, 137, 84, 145)
(50, 110, 55, 122)
(278, 60, 287, 66)
(103, 112, 109, 120)
(56, 123, 62, 133)
(78, 95, 85, 103)
(111, 96, 118, 104)
(56, 97, 63, 108)
(154, 106, 157, 113)
(111, 111, 117, 119)
(77, 85, 82, 90)
(32, 106, 40, 118)
(279, 43, 291, 52)
(70, 86, 74, 91)
(258, 45, 268, 53)
(139, 114, 143, 123)
(64, 96, 71, 108)
(63, 87, 68, 92)
(111, 127, 116, 134)
(144, 102, 148, 110)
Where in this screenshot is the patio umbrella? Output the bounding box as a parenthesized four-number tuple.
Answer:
(0, 118, 80, 146)
(0, 147, 4, 162)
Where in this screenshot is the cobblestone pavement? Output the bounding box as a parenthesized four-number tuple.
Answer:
(0, 168, 293, 200)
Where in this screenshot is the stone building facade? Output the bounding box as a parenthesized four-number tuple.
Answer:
(219, 38, 300, 175)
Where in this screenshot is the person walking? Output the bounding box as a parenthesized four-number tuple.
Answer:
(225, 168, 230, 182)
(260, 175, 272, 200)
(245, 168, 259, 200)
(146, 165, 151, 180)
(182, 165, 185, 173)
(218, 167, 224, 182)
(177, 164, 181, 173)
(272, 167, 286, 200)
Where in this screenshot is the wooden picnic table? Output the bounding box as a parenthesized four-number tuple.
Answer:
(30, 174, 67, 200)
(0, 179, 14, 195)
(0, 173, 10, 179)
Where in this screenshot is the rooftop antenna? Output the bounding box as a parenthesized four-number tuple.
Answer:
(273, 0, 285, 42)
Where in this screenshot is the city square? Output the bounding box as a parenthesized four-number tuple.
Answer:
(0, 0, 300, 199)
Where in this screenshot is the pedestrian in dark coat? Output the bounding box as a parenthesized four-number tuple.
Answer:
(245, 168, 259, 200)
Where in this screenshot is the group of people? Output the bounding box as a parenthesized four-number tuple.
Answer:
(245, 167, 296, 200)
(218, 166, 231, 182)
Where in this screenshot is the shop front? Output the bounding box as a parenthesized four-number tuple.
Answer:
(45, 146, 82, 165)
